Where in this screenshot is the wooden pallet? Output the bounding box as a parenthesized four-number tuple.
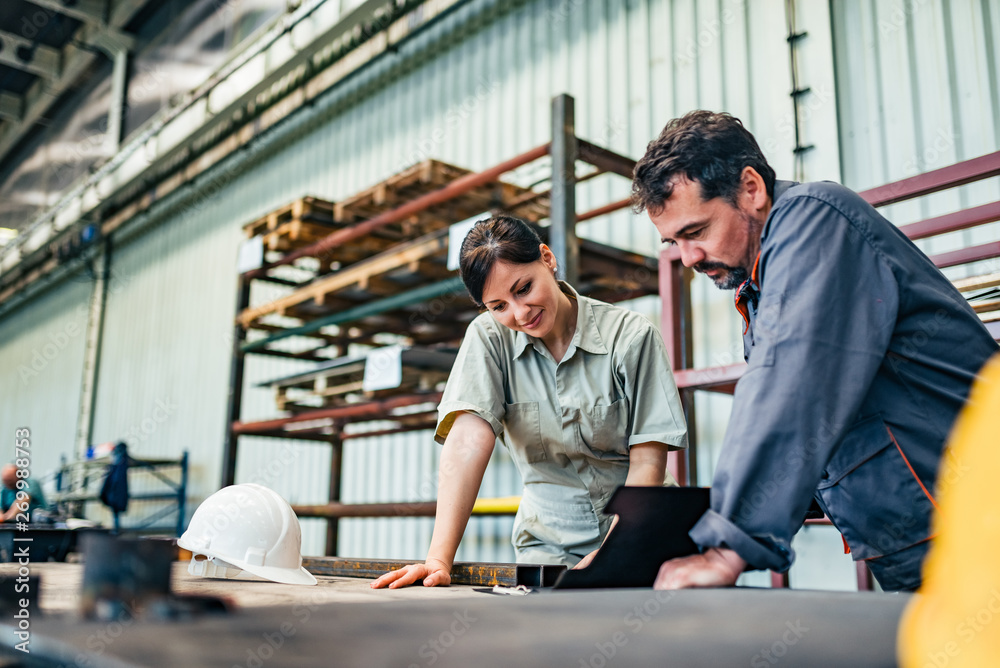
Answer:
(243, 196, 340, 253)
(241, 161, 549, 275)
(239, 233, 659, 353)
(954, 272, 1000, 323)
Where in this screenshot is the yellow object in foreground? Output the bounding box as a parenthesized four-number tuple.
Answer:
(898, 354, 1000, 668)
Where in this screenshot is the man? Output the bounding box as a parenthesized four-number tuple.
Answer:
(631, 111, 999, 591)
(1, 464, 48, 522)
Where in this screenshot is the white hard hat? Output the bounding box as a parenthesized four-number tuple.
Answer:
(178, 483, 317, 586)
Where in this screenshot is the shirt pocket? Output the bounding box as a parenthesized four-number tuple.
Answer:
(503, 401, 546, 463)
(815, 414, 934, 560)
(581, 399, 629, 457)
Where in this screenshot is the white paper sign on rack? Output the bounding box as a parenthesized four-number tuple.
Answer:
(236, 236, 264, 273)
(447, 215, 486, 271)
(362, 345, 404, 392)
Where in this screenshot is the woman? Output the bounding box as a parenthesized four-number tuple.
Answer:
(372, 215, 687, 588)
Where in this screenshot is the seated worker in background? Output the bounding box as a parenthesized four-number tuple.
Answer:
(372, 215, 688, 588)
(630, 111, 999, 592)
(1, 463, 48, 522)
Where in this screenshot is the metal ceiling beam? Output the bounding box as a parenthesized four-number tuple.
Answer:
(0, 29, 62, 80)
(25, 0, 108, 26)
(29, 0, 138, 50)
(0, 0, 146, 166)
(0, 93, 24, 122)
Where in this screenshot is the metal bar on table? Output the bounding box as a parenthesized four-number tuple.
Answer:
(551, 94, 579, 285)
(301, 557, 566, 587)
(858, 150, 1000, 207)
(241, 277, 465, 351)
(295, 502, 437, 518)
(245, 144, 551, 279)
(293, 497, 519, 519)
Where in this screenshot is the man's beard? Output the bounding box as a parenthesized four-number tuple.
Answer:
(694, 261, 749, 290)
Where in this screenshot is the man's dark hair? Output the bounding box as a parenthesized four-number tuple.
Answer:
(631, 110, 776, 214)
(459, 215, 543, 307)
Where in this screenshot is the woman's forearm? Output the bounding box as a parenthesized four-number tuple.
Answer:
(425, 412, 496, 569)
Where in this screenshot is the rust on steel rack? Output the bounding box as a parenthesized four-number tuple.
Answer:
(301, 557, 566, 588)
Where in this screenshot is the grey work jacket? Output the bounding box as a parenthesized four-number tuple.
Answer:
(689, 180, 999, 572)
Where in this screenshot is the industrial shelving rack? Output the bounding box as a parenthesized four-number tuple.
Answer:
(223, 94, 663, 555)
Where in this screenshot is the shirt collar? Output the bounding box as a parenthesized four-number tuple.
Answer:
(513, 281, 608, 359)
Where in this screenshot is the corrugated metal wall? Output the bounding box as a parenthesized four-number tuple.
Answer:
(832, 0, 1000, 280)
(0, 273, 91, 488)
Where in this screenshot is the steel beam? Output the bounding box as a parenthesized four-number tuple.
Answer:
(673, 364, 746, 393)
(929, 241, 1000, 269)
(0, 92, 22, 123)
(240, 277, 465, 351)
(550, 94, 578, 285)
(221, 276, 251, 487)
(232, 392, 443, 433)
(577, 140, 637, 179)
(0, 30, 62, 80)
(104, 48, 130, 156)
(577, 198, 631, 223)
(326, 431, 343, 556)
(899, 200, 1000, 241)
(660, 246, 697, 486)
(859, 150, 1000, 207)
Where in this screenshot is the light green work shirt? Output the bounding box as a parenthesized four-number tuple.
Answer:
(435, 283, 688, 565)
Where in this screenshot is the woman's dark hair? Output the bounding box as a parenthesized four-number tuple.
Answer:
(459, 215, 543, 307)
(631, 110, 775, 214)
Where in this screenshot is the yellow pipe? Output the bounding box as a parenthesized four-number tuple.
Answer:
(471, 496, 521, 515)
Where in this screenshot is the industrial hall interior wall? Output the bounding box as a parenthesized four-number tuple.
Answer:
(0, 0, 998, 593)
